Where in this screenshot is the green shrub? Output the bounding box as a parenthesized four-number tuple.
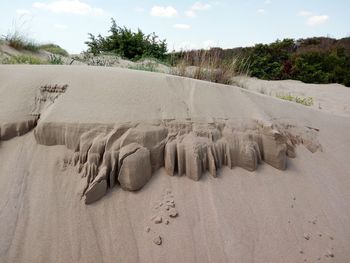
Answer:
(48, 54, 63, 64)
(238, 38, 350, 87)
(3, 55, 43, 64)
(244, 39, 295, 80)
(85, 18, 167, 60)
(40, 44, 69, 56)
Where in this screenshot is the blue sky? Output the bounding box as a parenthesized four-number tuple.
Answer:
(1, 0, 349, 53)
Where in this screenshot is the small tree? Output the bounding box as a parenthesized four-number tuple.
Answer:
(85, 19, 167, 60)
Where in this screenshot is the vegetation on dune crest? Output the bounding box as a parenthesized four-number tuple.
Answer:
(172, 37, 350, 87)
(238, 38, 350, 87)
(2, 31, 39, 52)
(2, 20, 349, 88)
(85, 18, 167, 61)
(170, 48, 249, 85)
(39, 44, 69, 56)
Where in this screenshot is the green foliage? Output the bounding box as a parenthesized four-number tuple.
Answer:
(291, 47, 350, 86)
(241, 38, 350, 87)
(85, 19, 167, 60)
(276, 93, 314, 106)
(40, 44, 69, 56)
(128, 63, 157, 72)
(3, 55, 43, 64)
(48, 54, 63, 64)
(245, 39, 295, 80)
(3, 32, 39, 52)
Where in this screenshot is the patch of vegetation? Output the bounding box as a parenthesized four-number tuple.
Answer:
(128, 62, 157, 72)
(40, 44, 69, 56)
(3, 55, 43, 64)
(172, 37, 350, 87)
(241, 38, 350, 87)
(291, 48, 350, 86)
(3, 32, 39, 52)
(170, 48, 248, 85)
(85, 18, 167, 60)
(276, 93, 314, 106)
(48, 54, 64, 64)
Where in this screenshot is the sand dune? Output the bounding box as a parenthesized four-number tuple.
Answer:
(233, 76, 350, 117)
(0, 65, 349, 262)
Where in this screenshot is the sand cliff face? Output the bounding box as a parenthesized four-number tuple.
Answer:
(0, 83, 67, 141)
(33, 119, 321, 204)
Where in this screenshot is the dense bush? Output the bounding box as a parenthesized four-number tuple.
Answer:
(245, 39, 295, 80)
(172, 37, 350, 87)
(85, 19, 167, 60)
(291, 47, 350, 86)
(243, 38, 350, 87)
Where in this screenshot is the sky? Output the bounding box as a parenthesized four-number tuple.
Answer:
(0, 0, 349, 54)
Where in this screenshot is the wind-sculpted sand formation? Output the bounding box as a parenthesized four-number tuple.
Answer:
(0, 65, 349, 262)
(1, 65, 321, 204)
(34, 119, 321, 204)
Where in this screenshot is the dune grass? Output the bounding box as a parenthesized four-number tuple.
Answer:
(170, 49, 250, 85)
(3, 31, 39, 52)
(276, 93, 314, 106)
(39, 44, 69, 56)
(3, 55, 43, 64)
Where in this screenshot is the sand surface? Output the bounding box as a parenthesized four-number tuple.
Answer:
(233, 76, 350, 117)
(0, 65, 350, 262)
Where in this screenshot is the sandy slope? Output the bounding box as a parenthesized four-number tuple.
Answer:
(0, 65, 349, 263)
(233, 76, 350, 117)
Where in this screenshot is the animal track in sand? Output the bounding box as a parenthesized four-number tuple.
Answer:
(146, 189, 179, 246)
(289, 200, 336, 261)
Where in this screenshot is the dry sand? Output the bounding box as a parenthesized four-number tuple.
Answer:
(0, 65, 349, 262)
(233, 76, 350, 117)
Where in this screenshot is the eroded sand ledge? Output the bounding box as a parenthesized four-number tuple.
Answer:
(0, 66, 322, 204)
(34, 119, 321, 204)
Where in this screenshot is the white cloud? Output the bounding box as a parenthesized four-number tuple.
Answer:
(16, 9, 31, 15)
(257, 9, 265, 14)
(297, 10, 329, 26)
(264, 0, 272, 4)
(150, 6, 178, 17)
(173, 24, 191, 30)
(192, 2, 211, 11)
(54, 23, 68, 29)
(298, 10, 313, 17)
(185, 1, 211, 17)
(32, 0, 104, 16)
(306, 15, 329, 26)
